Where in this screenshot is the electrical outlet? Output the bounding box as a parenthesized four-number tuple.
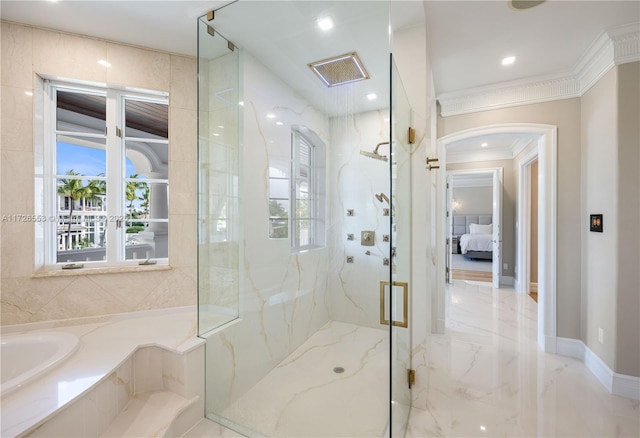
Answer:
(598, 328, 604, 344)
(503, 263, 508, 270)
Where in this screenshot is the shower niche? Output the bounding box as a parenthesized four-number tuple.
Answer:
(197, 1, 419, 436)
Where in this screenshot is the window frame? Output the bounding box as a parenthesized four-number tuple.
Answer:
(290, 127, 326, 252)
(38, 79, 169, 271)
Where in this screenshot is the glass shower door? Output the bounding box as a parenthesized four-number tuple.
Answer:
(197, 16, 241, 336)
(389, 56, 413, 436)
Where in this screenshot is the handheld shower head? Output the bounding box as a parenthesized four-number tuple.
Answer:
(375, 193, 390, 204)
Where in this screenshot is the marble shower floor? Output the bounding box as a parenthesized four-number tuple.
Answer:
(217, 320, 390, 437)
(185, 281, 640, 437)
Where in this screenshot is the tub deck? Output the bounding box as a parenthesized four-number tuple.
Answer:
(0, 307, 201, 437)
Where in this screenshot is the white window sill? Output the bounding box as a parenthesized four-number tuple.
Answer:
(31, 264, 172, 278)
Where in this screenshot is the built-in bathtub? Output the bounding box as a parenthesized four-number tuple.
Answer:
(0, 331, 80, 397)
(0, 307, 204, 438)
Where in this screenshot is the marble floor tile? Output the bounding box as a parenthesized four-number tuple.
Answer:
(407, 280, 640, 438)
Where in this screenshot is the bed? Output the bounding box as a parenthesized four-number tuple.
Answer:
(453, 215, 493, 260)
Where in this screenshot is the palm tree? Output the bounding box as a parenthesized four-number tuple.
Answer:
(58, 170, 104, 249)
(126, 174, 146, 218)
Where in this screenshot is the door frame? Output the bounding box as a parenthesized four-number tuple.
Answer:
(435, 123, 557, 353)
(447, 168, 503, 287)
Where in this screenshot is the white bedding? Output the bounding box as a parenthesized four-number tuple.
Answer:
(459, 233, 493, 254)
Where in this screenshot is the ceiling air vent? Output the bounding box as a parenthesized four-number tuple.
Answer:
(308, 52, 370, 87)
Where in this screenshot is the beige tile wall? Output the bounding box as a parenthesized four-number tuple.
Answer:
(0, 21, 197, 325)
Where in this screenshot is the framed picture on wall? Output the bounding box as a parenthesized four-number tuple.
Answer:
(590, 214, 603, 232)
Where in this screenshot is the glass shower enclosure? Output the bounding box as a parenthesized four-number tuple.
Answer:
(198, 1, 416, 436)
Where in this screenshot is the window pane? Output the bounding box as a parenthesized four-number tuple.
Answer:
(269, 178, 289, 200)
(56, 135, 106, 177)
(269, 199, 288, 239)
(125, 221, 168, 260)
(124, 181, 167, 221)
(270, 218, 289, 239)
(125, 140, 168, 179)
(56, 177, 107, 263)
(125, 99, 168, 139)
(296, 199, 310, 219)
(295, 219, 311, 247)
(56, 90, 106, 134)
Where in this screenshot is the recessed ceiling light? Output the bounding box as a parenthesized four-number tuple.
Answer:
(276, 121, 284, 126)
(25, 91, 33, 97)
(266, 113, 276, 119)
(481, 142, 488, 148)
(98, 59, 111, 67)
(480, 425, 487, 431)
(317, 17, 334, 31)
(238, 101, 244, 106)
(367, 93, 377, 100)
(502, 56, 516, 66)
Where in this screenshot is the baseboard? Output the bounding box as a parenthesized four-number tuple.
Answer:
(556, 337, 584, 360)
(612, 373, 640, 400)
(556, 336, 640, 400)
(500, 275, 514, 286)
(583, 345, 614, 391)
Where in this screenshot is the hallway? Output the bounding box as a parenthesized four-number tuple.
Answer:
(408, 281, 640, 437)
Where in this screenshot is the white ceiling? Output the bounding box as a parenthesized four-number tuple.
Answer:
(3, 1, 637, 97)
(1, 0, 637, 129)
(424, 0, 640, 95)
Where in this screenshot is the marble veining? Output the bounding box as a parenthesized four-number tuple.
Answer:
(408, 280, 640, 437)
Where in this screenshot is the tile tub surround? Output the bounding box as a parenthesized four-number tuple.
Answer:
(1, 21, 198, 325)
(0, 307, 202, 437)
(407, 281, 640, 437)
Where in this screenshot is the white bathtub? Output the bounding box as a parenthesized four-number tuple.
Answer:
(1, 331, 80, 397)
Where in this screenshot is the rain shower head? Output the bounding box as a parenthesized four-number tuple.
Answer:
(308, 52, 370, 87)
(360, 150, 388, 162)
(360, 141, 390, 162)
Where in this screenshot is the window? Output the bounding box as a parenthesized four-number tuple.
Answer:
(290, 127, 326, 251)
(39, 80, 169, 269)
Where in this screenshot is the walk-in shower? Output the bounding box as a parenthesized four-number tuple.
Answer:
(197, 1, 419, 436)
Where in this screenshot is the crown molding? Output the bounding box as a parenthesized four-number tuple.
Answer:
(438, 23, 640, 117)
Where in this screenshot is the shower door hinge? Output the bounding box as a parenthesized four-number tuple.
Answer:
(407, 369, 416, 389)
(206, 10, 214, 21)
(116, 127, 123, 138)
(408, 127, 416, 144)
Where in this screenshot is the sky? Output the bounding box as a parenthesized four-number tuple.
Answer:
(57, 142, 137, 178)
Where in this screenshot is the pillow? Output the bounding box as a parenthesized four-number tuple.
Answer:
(469, 223, 492, 235)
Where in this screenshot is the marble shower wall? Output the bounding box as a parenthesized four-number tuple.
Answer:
(326, 111, 393, 329)
(1, 22, 197, 325)
(204, 53, 331, 413)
